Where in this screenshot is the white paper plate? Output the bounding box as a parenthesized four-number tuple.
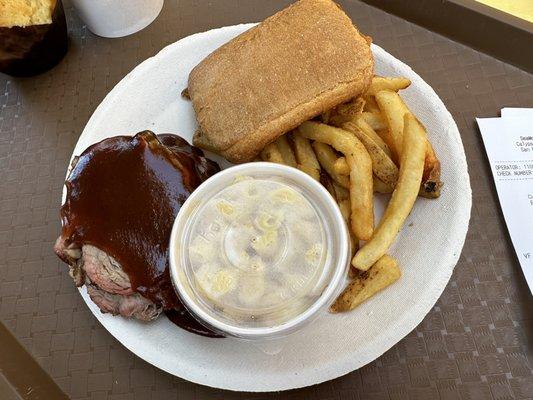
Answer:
(69, 24, 471, 392)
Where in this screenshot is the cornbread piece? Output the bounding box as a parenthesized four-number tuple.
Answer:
(188, 0, 374, 162)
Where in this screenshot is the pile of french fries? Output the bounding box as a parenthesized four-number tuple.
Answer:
(259, 76, 443, 312)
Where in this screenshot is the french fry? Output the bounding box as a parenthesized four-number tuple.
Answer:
(338, 197, 358, 263)
(275, 135, 297, 167)
(367, 76, 411, 96)
(373, 176, 394, 194)
(342, 122, 399, 187)
(352, 113, 426, 270)
(333, 157, 350, 176)
(420, 140, 443, 198)
(298, 121, 374, 241)
(375, 90, 408, 162)
(319, 170, 337, 199)
(260, 142, 285, 164)
(312, 141, 350, 188)
(362, 111, 388, 131)
(292, 132, 320, 181)
(329, 97, 365, 126)
(363, 95, 380, 113)
(331, 255, 401, 312)
(322, 174, 356, 265)
(338, 199, 351, 222)
(375, 128, 397, 163)
(333, 183, 357, 260)
(364, 91, 443, 198)
(375, 90, 442, 197)
(333, 183, 349, 201)
(343, 119, 391, 157)
(321, 109, 331, 124)
(339, 198, 358, 261)
(320, 170, 356, 262)
(346, 97, 365, 114)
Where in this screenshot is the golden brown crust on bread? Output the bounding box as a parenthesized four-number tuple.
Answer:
(192, 128, 218, 152)
(188, 0, 374, 163)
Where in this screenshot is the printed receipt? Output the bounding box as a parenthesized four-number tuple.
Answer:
(477, 117, 533, 294)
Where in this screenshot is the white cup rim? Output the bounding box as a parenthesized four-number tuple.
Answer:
(169, 162, 350, 339)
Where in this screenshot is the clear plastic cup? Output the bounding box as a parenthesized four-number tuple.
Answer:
(169, 162, 349, 340)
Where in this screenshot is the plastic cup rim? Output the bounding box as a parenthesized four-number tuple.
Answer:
(169, 162, 350, 339)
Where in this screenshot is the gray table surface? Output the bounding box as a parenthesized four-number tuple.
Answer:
(1, 1, 532, 399)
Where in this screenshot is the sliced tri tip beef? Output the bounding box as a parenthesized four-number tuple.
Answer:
(53, 238, 162, 322)
(86, 285, 161, 321)
(54, 132, 221, 335)
(54, 236, 84, 286)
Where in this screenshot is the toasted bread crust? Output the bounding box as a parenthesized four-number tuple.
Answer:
(189, 0, 374, 163)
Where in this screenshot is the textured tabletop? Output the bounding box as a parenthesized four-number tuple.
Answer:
(1, 1, 532, 399)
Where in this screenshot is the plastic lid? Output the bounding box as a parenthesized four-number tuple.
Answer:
(170, 163, 349, 339)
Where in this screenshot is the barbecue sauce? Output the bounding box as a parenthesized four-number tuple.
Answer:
(60, 131, 220, 337)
